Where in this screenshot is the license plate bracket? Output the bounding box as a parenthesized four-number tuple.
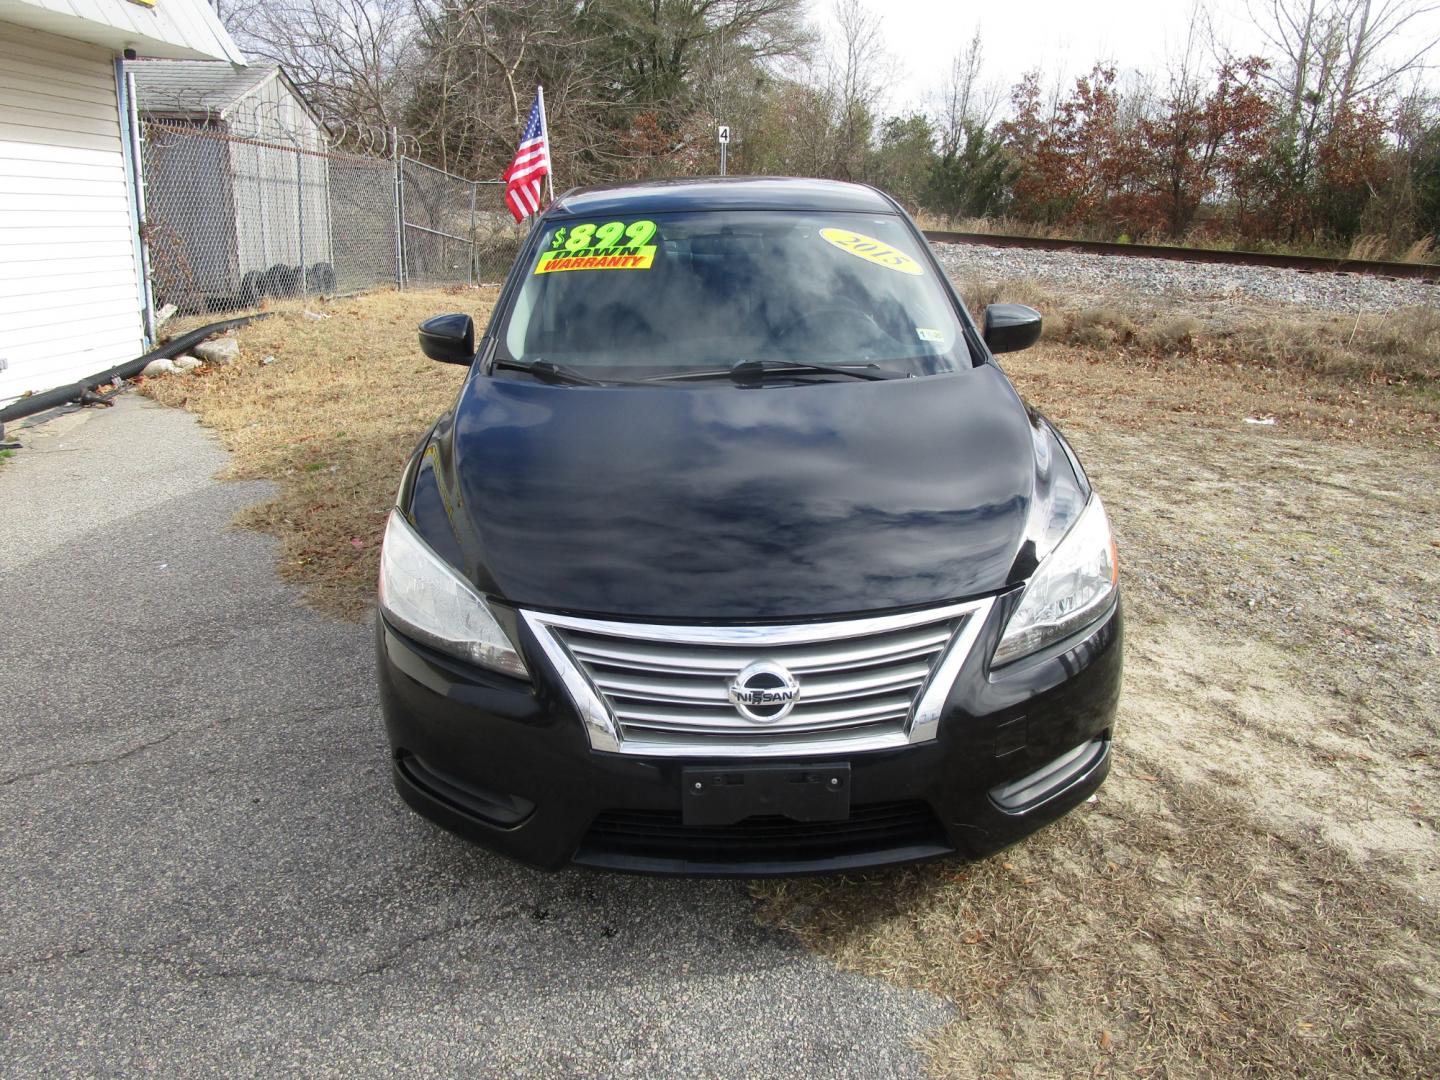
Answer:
(681, 763, 851, 826)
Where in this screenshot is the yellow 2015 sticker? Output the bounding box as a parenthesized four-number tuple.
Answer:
(534, 219, 658, 274)
(820, 228, 924, 275)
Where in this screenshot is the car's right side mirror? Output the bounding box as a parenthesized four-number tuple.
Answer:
(418, 313, 476, 365)
(982, 304, 1043, 354)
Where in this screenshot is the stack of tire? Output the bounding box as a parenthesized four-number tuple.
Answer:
(237, 261, 336, 308)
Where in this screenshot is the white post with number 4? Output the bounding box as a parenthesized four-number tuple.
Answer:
(718, 125, 730, 176)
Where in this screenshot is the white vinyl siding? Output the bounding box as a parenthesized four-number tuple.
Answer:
(0, 23, 144, 408)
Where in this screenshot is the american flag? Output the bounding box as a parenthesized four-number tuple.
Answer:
(504, 89, 551, 222)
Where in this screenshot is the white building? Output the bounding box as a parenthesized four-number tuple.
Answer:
(126, 60, 334, 312)
(0, 0, 244, 408)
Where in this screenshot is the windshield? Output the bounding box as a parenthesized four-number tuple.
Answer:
(499, 210, 973, 379)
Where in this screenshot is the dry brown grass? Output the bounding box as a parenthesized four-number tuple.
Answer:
(916, 214, 1440, 263)
(914, 212, 1060, 239)
(958, 277, 1058, 313)
(1404, 236, 1437, 264)
(1349, 233, 1391, 261)
(142, 287, 491, 616)
(1338, 232, 1440, 264)
(961, 276, 1440, 400)
(1002, 338, 1440, 447)
(755, 777, 1438, 1077)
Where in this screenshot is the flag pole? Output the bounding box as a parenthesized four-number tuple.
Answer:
(538, 83, 554, 204)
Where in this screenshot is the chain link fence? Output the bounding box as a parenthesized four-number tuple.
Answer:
(139, 119, 524, 317)
(397, 158, 516, 287)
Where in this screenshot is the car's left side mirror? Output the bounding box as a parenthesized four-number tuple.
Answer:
(982, 304, 1043, 354)
(418, 313, 475, 365)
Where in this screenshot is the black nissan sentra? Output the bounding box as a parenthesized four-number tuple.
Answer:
(376, 177, 1122, 875)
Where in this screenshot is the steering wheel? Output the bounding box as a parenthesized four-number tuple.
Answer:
(776, 305, 883, 343)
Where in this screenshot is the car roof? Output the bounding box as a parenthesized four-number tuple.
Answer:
(548, 177, 898, 218)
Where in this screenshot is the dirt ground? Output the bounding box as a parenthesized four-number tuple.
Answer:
(142, 285, 1439, 1077)
(755, 339, 1440, 1078)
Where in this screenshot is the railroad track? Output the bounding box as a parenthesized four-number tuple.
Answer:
(921, 230, 1439, 283)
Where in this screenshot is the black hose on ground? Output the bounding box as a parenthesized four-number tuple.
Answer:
(0, 313, 270, 426)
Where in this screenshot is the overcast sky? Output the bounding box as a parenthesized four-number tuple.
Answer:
(838, 0, 1440, 117)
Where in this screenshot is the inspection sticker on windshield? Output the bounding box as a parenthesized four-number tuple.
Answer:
(535, 219, 658, 274)
(820, 228, 924, 275)
(916, 327, 945, 343)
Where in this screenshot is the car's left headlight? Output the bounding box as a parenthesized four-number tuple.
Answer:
(993, 495, 1118, 666)
(377, 510, 529, 679)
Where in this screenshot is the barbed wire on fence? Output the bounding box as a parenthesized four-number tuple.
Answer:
(137, 117, 521, 319)
(317, 115, 422, 159)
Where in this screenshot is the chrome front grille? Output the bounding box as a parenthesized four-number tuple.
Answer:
(522, 599, 995, 757)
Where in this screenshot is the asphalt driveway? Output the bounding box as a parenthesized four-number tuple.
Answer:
(0, 395, 950, 1078)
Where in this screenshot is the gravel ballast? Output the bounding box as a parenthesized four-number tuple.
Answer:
(933, 240, 1438, 314)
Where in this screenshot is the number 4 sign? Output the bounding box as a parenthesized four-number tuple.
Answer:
(717, 126, 730, 144)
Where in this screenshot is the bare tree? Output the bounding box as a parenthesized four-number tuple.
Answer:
(1335, 0, 1440, 106)
(1251, 0, 1438, 120)
(225, 0, 417, 134)
(584, 0, 811, 115)
(402, 0, 615, 177)
(934, 26, 1000, 152)
(824, 0, 887, 177)
(1243, 0, 1434, 213)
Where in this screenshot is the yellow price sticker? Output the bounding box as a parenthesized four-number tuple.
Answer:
(820, 228, 924, 276)
(534, 246, 656, 273)
(535, 219, 659, 273)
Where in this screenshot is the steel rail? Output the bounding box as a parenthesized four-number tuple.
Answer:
(921, 230, 1439, 283)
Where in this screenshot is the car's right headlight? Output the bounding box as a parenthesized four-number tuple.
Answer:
(992, 495, 1118, 666)
(377, 510, 529, 679)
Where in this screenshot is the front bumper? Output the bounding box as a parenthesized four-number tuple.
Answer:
(376, 598, 1122, 876)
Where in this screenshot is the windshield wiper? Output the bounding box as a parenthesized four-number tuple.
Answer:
(490, 358, 607, 386)
(645, 359, 911, 383)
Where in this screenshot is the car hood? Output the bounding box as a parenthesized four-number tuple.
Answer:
(423, 366, 1063, 620)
